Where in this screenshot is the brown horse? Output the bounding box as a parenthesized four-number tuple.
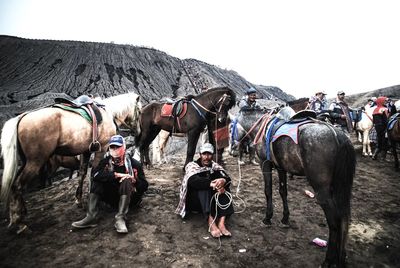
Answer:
(388, 115, 400, 170)
(0, 92, 141, 233)
(286, 97, 309, 112)
(136, 86, 236, 168)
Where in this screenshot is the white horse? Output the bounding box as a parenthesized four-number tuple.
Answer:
(355, 105, 374, 156)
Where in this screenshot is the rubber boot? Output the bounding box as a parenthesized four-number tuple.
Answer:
(115, 195, 130, 234)
(72, 193, 99, 228)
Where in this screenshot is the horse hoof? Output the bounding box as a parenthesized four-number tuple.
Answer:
(262, 218, 272, 226)
(75, 199, 83, 208)
(17, 224, 31, 235)
(278, 221, 290, 228)
(7, 222, 30, 234)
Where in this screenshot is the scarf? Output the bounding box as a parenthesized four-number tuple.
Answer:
(337, 102, 353, 132)
(175, 160, 224, 218)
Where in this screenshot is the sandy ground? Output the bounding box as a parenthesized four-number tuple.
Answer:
(0, 136, 399, 268)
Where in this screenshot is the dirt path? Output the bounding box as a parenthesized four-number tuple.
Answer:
(0, 140, 399, 267)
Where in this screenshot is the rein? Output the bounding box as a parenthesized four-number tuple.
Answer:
(362, 110, 373, 123)
(191, 93, 229, 163)
(236, 110, 273, 145)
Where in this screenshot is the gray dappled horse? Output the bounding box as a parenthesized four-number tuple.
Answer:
(230, 107, 356, 267)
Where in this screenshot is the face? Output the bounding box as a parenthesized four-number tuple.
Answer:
(338, 93, 345, 101)
(109, 145, 125, 165)
(200, 152, 213, 166)
(248, 93, 257, 102)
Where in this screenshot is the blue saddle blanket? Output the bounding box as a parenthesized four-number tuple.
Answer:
(388, 113, 399, 131)
(272, 120, 313, 144)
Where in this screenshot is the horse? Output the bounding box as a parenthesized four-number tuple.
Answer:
(286, 97, 309, 112)
(387, 100, 400, 170)
(40, 155, 81, 187)
(353, 106, 374, 156)
(0, 92, 142, 233)
(229, 107, 356, 267)
(136, 86, 236, 168)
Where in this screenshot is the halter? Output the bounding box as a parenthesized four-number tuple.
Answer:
(191, 93, 230, 163)
(191, 93, 229, 117)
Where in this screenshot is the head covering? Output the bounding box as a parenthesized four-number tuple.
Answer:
(109, 135, 125, 147)
(337, 91, 345, 95)
(315, 91, 327, 95)
(200, 143, 214, 154)
(246, 87, 257, 95)
(375, 96, 387, 107)
(109, 135, 126, 165)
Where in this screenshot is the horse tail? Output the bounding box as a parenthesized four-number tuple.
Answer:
(135, 97, 142, 137)
(332, 132, 356, 262)
(1, 116, 21, 203)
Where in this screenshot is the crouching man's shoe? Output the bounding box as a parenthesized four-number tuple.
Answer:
(72, 193, 99, 228)
(115, 195, 130, 234)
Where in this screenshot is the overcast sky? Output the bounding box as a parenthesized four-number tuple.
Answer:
(1, 0, 399, 98)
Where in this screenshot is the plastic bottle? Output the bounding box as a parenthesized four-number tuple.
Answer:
(312, 237, 327, 247)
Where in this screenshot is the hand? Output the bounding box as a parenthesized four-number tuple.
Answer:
(115, 173, 136, 183)
(210, 178, 226, 191)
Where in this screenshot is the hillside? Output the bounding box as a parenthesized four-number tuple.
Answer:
(0, 35, 293, 127)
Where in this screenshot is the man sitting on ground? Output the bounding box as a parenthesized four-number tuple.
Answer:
(72, 135, 148, 233)
(175, 143, 234, 238)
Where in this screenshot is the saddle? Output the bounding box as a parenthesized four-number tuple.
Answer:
(264, 108, 316, 160)
(388, 113, 400, 131)
(54, 95, 103, 152)
(161, 98, 189, 131)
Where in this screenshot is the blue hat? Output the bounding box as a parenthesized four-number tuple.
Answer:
(109, 135, 124, 146)
(246, 87, 257, 95)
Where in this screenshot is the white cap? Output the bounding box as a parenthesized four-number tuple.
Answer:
(200, 143, 214, 154)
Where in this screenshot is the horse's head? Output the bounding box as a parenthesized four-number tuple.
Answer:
(103, 93, 142, 137)
(198, 87, 236, 123)
(125, 94, 142, 137)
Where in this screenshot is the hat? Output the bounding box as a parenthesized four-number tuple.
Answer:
(316, 91, 327, 95)
(109, 135, 124, 146)
(200, 143, 214, 154)
(337, 91, 345, 95)
(246, 87, 257, 95)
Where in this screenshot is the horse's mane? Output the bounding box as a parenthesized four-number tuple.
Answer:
(102, 92, 142, 120)
(195, 86, 236, 109)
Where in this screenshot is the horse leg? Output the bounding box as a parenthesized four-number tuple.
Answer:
(315, 187, 345, 267)
(143, 127, 161, 168)
(160, 133, 170, 163)
(362, 130, 368, 156)
(75, 152, 91, 206)
(8, 162, 42, 233)
(152, 133, 161, 164)
(277, 169, 290, 226)
(391, 140, 399, 170)
(184, 130, 201, 168)
(261, 160, 274, 226)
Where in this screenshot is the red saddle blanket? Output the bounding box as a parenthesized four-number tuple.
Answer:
(161, 103, 188, 119)
(213, 125, 230, 149)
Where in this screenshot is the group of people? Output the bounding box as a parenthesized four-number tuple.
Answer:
(308, 90, 398, 160)
(72, 134, 234, 236)
(72, 87, 397, 237)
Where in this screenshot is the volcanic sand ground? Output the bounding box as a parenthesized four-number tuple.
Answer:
(0, 137, 399, 267)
